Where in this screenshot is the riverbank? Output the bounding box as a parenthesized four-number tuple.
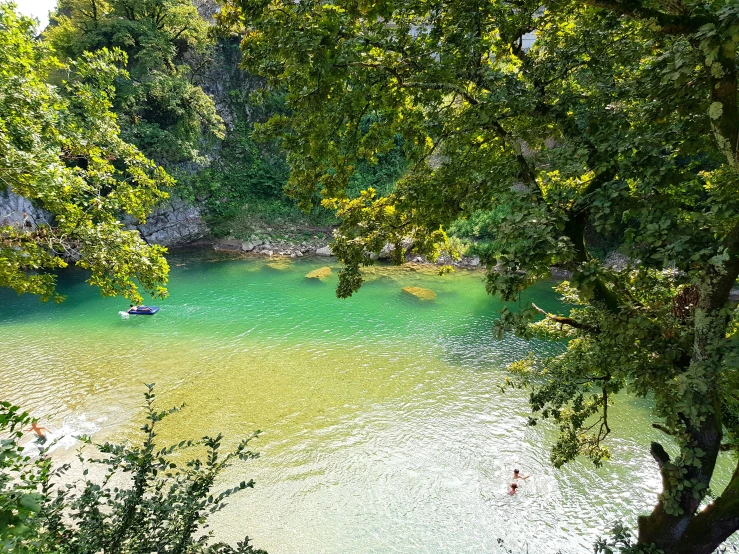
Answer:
(203, 235, 486, 269)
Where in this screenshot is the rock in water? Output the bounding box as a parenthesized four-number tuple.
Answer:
(265, 259, 291, 271)
(306, 266, 332, 280)
(315, 245, 333, 256)
(402, 286, 436, 300)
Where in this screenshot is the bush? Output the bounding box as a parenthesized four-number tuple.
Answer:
(0, 385, 266, 554)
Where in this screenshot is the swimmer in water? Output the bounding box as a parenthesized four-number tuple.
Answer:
(508, 483, 519, 495)
(26, 421, 48, 438)
(513, 468, 529, 481)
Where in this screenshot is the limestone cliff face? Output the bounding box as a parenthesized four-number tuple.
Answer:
(0, 186, 206, 247)
(128, 197, 208, 246)
(192, 0, 266, 131)
(0, 187, 50, 229)
(3, 0, 263, 246)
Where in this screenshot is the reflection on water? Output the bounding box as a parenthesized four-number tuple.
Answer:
(0, 253, 735, 553)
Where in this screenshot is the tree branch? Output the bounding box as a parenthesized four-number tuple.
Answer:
(532, 302, 598, 332)
(652, 423, 681, 437)
(650, 441, 671, 468)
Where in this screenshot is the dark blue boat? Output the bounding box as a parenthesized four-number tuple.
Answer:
(127, 306, 160, 315)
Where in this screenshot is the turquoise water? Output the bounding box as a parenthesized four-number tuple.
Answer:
(0, 251, 735, 553)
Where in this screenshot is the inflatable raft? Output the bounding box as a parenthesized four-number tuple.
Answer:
(128, 306, 160, 315)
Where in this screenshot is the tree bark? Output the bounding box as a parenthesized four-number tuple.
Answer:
(638, 251, 739, 552)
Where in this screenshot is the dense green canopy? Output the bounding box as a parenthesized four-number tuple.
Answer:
(222, 0, 739, 551)
(0, 4, 171, 302)
(46, 0, 225, 164)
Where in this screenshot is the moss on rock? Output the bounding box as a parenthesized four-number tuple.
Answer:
(402, 286, 436, 300)
(306, 266, 332, 279)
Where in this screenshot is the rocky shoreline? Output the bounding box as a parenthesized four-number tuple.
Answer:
(204, 236, 486, 269)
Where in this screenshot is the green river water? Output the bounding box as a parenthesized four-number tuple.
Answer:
(0, 251, 736, 553)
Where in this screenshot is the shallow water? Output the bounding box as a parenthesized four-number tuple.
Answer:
(0, 251, 735, 553)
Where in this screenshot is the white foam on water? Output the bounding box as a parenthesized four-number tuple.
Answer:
(22, 414, 106, 457)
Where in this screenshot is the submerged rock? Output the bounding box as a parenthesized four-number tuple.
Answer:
(265, 259, 291, 271)
(402, 286, 436, 300)
(306, 266, 332, 280)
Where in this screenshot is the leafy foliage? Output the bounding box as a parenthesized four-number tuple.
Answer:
(0, 385, 266, 553)
(0, 4, 170, 302)
(46, 0, 225, 165)
(0, 403, 48, 548)
(224, 0, 739, 551)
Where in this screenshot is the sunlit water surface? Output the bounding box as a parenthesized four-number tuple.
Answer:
(0, 251, 736, 553)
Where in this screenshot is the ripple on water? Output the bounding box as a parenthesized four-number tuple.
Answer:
(1, 258, 737, 554)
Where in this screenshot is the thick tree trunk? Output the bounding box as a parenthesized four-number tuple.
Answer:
(638, 258, 739, 552)
(678, 462, 739, 554)
(637, 409, 723, 553)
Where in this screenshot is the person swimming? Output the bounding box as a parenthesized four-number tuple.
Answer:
(26, 421, 48, 438)
(508, 483, 519, 495)
(513, 468, 529, 481)
(26, 421, 49, 443)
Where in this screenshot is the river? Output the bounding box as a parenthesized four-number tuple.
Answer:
(0, 251, 735, 553)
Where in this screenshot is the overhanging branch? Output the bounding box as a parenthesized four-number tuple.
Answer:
(532, 302, 598, 332)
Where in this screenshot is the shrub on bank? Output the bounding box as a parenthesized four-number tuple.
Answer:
(0, 385, 265, 554)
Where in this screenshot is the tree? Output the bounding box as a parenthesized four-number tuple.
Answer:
(0, 3, 171, 302)
(0, 385, 266, 553)
(222, 0, 739, 551)
(45, 0, 225, 165)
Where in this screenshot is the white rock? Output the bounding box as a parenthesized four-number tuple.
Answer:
(379, 243, 394, 259)
(469, 256, 481, 267)
(241, 241, 255, 252)
(316, 246, 333, 256)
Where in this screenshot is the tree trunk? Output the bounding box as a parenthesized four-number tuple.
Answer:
(638, 260, 739, 552)
(637, 409, 723, 553)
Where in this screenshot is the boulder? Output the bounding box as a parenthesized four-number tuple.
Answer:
(241, 241, 255, 252)
(213, 239, 243, 251)
(378, 243, 395, 260)
(316, 245, 333, 256)
(305, 266, 332, 280)
(402, 286, 437, 301)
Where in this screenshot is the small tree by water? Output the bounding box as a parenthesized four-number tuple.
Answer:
(0, 384, 266, 554)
